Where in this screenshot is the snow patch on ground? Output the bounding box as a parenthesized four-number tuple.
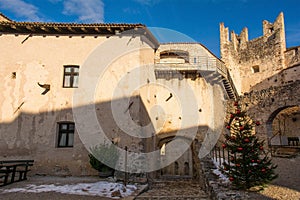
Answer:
(212, 158, 229, 183)
(1, 181, 137, 199)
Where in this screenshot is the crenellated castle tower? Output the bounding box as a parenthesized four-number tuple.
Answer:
(220, 13, 286, 94)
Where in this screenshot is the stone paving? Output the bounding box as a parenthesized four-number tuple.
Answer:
(135, 180, 209, 200)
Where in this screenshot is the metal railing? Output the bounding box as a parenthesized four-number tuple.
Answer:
(155, 56, 239, 99)
(155, 56, 222, 71)
(210, 145, 232, 171)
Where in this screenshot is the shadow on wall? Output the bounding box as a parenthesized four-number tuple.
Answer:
(0, 95, 210, 176)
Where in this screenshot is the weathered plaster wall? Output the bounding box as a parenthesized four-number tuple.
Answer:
(154, 43, 227, 140)
(0, 33, 156, 176)
(92, 41, 227, 175)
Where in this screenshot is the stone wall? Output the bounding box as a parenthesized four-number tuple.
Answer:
(285, 46, 300, 67)
(220, 13, 287, 94)
(250, 64, 300, 91)
(235, 80, 300, 144)
(220, 12, 300, 147)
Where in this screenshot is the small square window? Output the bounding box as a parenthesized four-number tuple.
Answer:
(12, 72, 16, 79)
(251, 65, 260, 73)
(57, 122, 75, 148)
(63, 65, 79, 88)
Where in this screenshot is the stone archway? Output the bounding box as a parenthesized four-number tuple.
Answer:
(239, 81, 300, 147)
(267, 106, 300, 146)
(157, 136, 193, 178)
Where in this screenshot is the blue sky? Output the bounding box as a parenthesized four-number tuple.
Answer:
(0, 0, 299, 57)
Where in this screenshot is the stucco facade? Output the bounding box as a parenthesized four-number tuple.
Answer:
(0, 14, 229, 177)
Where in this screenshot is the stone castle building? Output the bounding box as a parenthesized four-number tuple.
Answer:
(220, 12, 300, 148)
(0, 12, 299, 177)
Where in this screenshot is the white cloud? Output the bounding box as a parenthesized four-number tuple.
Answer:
(62, 0, 104, 23)
(0, 0, 41, 21)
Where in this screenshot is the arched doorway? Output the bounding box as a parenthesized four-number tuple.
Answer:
(158, 136, 193, 178)
(267, 106, 300, 146)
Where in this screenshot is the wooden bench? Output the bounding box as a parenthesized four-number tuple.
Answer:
(0, 160, 34, 186)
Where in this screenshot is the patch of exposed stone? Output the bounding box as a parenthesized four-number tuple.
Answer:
(200, 156, 250, 200)
(240, 80, 300, 107)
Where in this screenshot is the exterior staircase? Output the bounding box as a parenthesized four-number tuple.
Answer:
(220, 70, 238, 100)
(211, 58, 238, 100)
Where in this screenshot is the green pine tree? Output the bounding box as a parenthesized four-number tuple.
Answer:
(221, 101, 278, 190)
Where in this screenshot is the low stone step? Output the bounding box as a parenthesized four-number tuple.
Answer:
(273, 147, 300, 158)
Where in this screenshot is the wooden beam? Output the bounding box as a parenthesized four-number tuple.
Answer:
(25, 25, 35, 32)
(10, 25, 24, 32)
(40, 26, 50, 32)
(94, 27, 100, 32)
(80, 27, 88, 33)
(10, 25, 17, 30)
(53, 26, 62, 32)
(107, 27, 112, 32)
(67, 26, 77, 33)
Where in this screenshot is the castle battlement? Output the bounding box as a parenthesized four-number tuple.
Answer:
(220, 12, 285, 51)
(220, 13, 288, 94)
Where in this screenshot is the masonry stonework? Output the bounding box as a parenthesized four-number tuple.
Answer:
(220, 12, 300, 149)
(220, 13, 287, 94)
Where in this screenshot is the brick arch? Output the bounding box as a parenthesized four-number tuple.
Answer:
(240, 81, 300, 144)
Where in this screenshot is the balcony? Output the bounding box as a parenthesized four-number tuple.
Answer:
(154, 56, 238, 99)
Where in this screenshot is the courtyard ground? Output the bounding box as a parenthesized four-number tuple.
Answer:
(209, 154, 300, 199)
(246, 156, 300, 200)
(0, 156, 299, 199)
